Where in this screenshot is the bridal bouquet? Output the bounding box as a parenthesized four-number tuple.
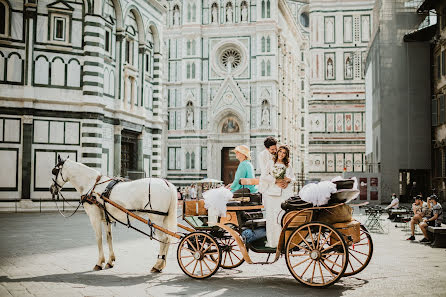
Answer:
(272, 165, 286, 180)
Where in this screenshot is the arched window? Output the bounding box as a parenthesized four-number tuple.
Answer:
(186, 40, 191, 55)
(191, 40, 196, 55)
(192, 3, 197, 22)
(187, 3, 191, 22)
(266, 0, 271, 18)
(186, 63, 191, 78)
(0, 0, 8, 36)
(301, 117, 305, 128)
(266, 60, 271, 76)
(173, 5, 180, 26)
(261, 36, 265, 52)
(186, 152, 190, 169)
(261, 60, 265, 76)
(191, 63, 195, 78)
(261, 0, 265, 18)
(266, 36, 271, 52)
(191, 152, 195, 169)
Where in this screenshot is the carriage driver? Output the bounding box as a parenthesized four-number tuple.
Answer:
(225, 145, 258, 195)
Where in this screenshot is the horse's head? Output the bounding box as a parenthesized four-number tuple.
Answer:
(49, 155, 69, 197)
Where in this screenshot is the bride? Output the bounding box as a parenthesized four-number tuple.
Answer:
(261, 145, 294, 248)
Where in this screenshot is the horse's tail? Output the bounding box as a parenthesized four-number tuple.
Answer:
(164, 181, 178, 240)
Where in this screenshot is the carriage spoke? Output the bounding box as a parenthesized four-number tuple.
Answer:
(322, 256, 342, 268)
(199, 259, 204, 276)
(186, 239, 198, 252)
(349, 249, 369, 256)
(191, 258, 199, 276)
(318, 261, 325, 284)
(228, 252, 234, 266)
(310, 260, 316, 283)
(180, 255, 194, 259)
(292, 256, 311, 268)
(351, 243, 369, 247)
(320, 259, 336, 277)
(348, 258, 355, 272)
(223, 250, 227, 264)
(320, 241, 341, 254)
(349, 250, 365, 265)
(184, 258, 196, 268)
(204, 255, 218, 265)
(200, 237, 207, 251)
(316, 225, 322, 249)
(231, 251, 242, 261)
(322, 252, 344, 257)
(307, 226, 316, 249)
(297, 232, 312, 250)
(300, 259, 314, 278)
(290, 241, 311, 253)
(319, 231, 332, 248)
(202, 256, 212, 271)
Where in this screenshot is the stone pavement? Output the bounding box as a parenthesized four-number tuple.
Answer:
(0, 211, 445, 297)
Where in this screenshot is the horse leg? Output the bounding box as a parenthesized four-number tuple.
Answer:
(87, 207, 105, 271)
(151, 227, 170, 273)
(104, 222, 115, 269)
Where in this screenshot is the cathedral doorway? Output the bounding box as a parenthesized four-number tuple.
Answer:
(221, 147, 238, 185)
(121, 130, 138, 178)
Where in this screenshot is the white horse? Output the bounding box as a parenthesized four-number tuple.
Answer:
(49, 156, 177, 272)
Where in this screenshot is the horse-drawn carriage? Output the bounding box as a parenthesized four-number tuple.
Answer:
(179, 178, 373, 287)
(50, 157, 372, 288)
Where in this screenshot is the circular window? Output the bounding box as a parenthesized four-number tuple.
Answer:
(220, 48, 242, 70)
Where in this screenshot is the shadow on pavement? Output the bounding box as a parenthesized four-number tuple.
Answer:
(0, 271, 368, 296)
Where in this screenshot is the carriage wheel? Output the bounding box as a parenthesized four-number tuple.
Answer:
(177, 232, 221, 279)
(215, 224, 245, 269)
(285, 222, 348, 287)
(328, 224, 373, 277)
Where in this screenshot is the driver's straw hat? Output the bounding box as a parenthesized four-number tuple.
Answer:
(232, 145, 251, 160)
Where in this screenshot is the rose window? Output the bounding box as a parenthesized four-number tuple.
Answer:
(220, 48, 241, 70)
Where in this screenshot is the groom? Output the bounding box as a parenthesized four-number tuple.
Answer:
(258, 137, 277, 193)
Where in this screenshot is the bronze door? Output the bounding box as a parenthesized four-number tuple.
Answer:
(221, 147, 239, 185)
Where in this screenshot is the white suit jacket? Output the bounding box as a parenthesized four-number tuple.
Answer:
(258, 149, 274, 193)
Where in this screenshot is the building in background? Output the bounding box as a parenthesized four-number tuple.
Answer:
(0, 0, 166, 208)
(163, 0, 309, 186)
(417, 0, 446, 203)
(364, 0, 431, 204)
(307, 0, 374, 181)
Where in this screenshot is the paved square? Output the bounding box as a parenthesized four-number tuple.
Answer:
(0, 211, 445, 297)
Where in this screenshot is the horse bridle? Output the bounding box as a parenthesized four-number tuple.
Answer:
(50, 158, 82, 218)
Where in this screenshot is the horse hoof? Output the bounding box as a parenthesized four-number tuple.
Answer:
(151, 267, 162, 273)
(105, 263, 113, 269)
(93, 265, 102, 271)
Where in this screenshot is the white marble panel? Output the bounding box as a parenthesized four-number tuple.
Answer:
(354, 153, 363, 172)
(345, 153, 353, 172)
(67, 60, 81, 87)
(35, 151, 54, 189)
(7, 54, 22, 83)
(34, 120, 49, 143)
(49, 121, 64, 144)
(336, 154, 344, 172)
(11, 12, 23, 40)
(51, 59, 65, 86)
(4, 119, 20, 142)
(0, 150, 17, 188)
(144, 157, 151, 177)
(101, 152, 108, 176)
(0, 120, 3, 141)
(310, 113, 325, 132)
(34, 56, 49, 85)
(326, 153, 335, 172)
(65, 122, 79, 144)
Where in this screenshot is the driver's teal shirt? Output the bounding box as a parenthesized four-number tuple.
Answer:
(231, 160, 258, 193)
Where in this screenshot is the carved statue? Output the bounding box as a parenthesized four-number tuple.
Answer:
(186, 104, 194, 128)
(261, 105, 270, 126)
(241, 3, 248, 22)
(327, 58, 334, 79)
(173, 6, 180, 26)
(211, 4, 218, 23)
(226, 3, 233, 23)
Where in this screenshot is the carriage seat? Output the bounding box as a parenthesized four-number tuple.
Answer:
(281, 195, 313, 212)
(236, 178, 262, 205)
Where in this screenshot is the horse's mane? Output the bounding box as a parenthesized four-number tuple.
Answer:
(68, 159, 102, 176)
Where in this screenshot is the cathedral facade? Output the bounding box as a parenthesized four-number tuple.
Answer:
(307, 0, 374, 180)
(163, 0, 309, 185)
(0, 0, 165, 206)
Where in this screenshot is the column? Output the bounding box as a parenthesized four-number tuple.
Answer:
(21, 116, 33, 199)
(113, 125, 122, 176)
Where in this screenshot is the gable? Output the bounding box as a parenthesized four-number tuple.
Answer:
(47, 0, 74, 11)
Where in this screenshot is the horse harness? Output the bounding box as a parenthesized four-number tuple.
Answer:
(81, 176, 171, 222)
